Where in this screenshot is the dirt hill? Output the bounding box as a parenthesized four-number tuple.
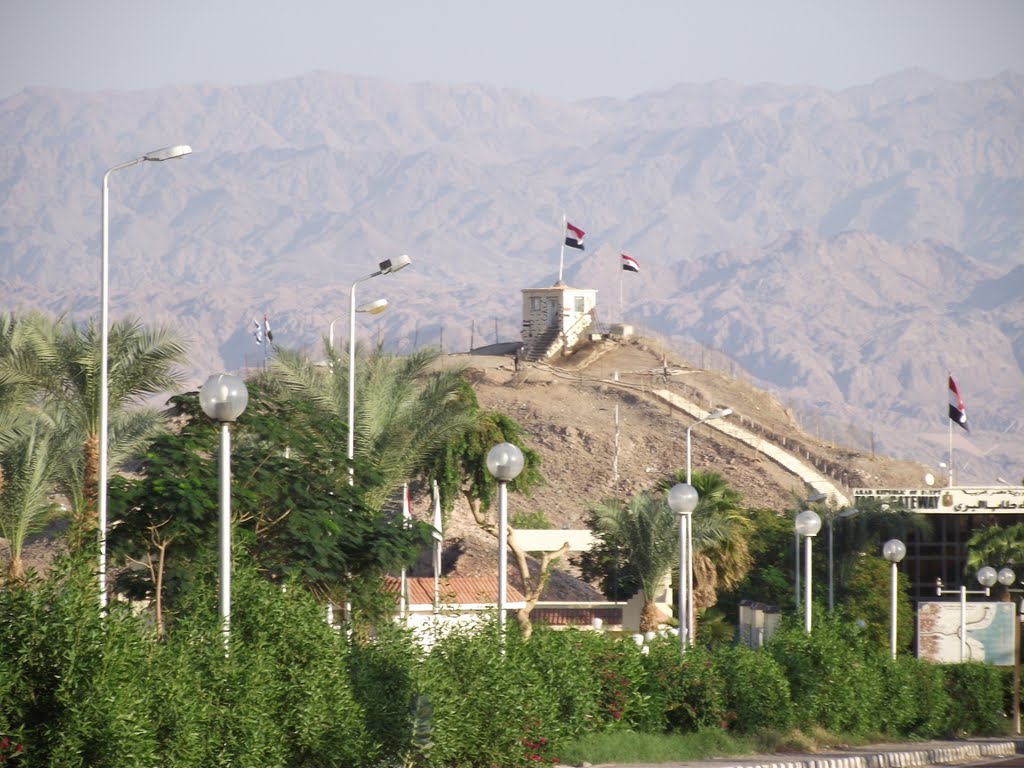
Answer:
(425, 335, 929, 598)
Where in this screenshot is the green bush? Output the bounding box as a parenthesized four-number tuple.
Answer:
(715, 644, 794, 733)
(414, 621, 562, 767)
(766, 615, 885, 735)
(4, 553, 1018, 764)
(642, 640, 727, 733)
(346, 622, 422, 762)
(877, 655, 952, 738)
(590, 637, 659, 732)
(943, 663, 1009, 736)
(0, 558, 163, 768)
(516, 626, 607, 737)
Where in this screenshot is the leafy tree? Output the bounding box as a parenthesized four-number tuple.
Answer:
(424, 381, 549, 635)
(108, 378, 433, 630)
(658, 471, 752, 613)
(838, 554, 915, 654)
(716, 506, 797, 614)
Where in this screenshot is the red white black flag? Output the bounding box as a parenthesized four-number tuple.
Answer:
(948, 375, 968, 431)
(252, 317, 263, 345)
(263, 314, 274, 344)
(621, 253, 640, 273)
(564, 221, 585, 250)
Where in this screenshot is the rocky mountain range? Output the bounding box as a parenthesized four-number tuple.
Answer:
(1, 68, 1021, 483)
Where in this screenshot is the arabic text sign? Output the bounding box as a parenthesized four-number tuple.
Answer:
(917, 601, 1015, 665)
(854, 486, 1024, 514)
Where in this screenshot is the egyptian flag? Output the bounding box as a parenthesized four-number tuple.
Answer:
(252, 318, 264, 345)
(565, 221, 585, 250)
(263, 314, 274, 343)
(948, 375, 968, 431)
(621, 253, 640, 273)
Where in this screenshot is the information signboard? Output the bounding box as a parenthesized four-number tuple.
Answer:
(917, 601, 1015, 665)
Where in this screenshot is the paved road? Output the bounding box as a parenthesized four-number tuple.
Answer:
(599, 738, 1024, 768)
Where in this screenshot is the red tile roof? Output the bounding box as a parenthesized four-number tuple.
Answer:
(384, 575, 526, 605)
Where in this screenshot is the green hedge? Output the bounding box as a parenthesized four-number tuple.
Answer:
(0, 562, 1015, 767)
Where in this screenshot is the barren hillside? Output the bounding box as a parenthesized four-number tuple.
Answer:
(427, 336, 930, 596)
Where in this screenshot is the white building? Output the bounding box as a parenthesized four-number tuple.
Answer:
(520, 284, 598, 361)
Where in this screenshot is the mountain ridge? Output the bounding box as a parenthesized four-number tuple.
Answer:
(1, 69, 1020, 483)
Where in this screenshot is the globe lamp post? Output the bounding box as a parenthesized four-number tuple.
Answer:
(667, 482, 699, 652)
(486, 442, 524, 637)
(882, 538, 906, 659)
(795, 509, 822, 633)
(200, 373, 249, 645)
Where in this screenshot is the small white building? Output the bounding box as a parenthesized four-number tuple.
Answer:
(520, 283, 598, 361)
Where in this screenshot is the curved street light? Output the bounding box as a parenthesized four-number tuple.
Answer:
(347, 256, 411, 470)
(99, 144, 191, 611)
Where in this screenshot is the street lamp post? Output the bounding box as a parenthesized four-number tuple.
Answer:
(684, 407, 730, 645)
(997, 567, 1022, 736)
(667, 483, 699, 652)
(486, 443, 525, 639)
(795, 510, 821, 633)
(882, 539, 906, 659)
(936, 567, 996, 662)
(99, 144, 191, 611)
(199, 373, 249, 645)
(347, 256, 411, 470)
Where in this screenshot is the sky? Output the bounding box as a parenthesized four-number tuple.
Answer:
(1, 0, 1023, 100)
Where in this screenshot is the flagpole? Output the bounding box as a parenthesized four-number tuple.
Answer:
(558, 213, 566, 284)
(948, 412, 954, 488)
(619, 259, 624, 322)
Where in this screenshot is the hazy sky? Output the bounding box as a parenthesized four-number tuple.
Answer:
(2, 0, 1022, 100)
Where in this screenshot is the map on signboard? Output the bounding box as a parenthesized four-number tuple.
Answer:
(917, 601, 1015, 665)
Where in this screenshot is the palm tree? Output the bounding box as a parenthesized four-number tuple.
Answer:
(0, 313, 186, 543)
(0, 419, 64, 581)
(658, 470, 753, 634)
(271, 343, 476, 510)
(966, 523, 1024, 601)
(589, 492, 679, 632)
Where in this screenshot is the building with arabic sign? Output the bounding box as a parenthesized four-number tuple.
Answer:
(853, 486, 1024, 602)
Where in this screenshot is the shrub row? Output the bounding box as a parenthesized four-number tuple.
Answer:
(0, 561, 1012, 767)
